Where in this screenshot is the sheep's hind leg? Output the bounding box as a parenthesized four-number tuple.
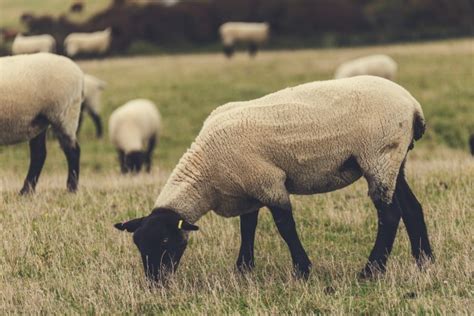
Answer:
(270, 205, 312, 279)
(20, 130, 47, 195)
(359, 193, 402, 279)
(395, 167, 434, 268)
(56, 131, 80, 192)
(236, 210, 259, 273)
(144, 136, 156, 173)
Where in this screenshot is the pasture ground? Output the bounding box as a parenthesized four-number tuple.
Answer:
(1, 39, 473, 314)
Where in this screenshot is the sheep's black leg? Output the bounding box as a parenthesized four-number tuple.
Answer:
(395, 170, 434, 268)
(223, 45, 234, 58)
(236, 210, 259, 272)
(248, 43, 258, 57)
(269, 205, 311, 279)
(118, 150, 127, 174)
(144, 136, 156, 173)
(86, 108, 103, 138)
(360, 197, 401, 279)
(56, 132, 80, 192)
(20, 130, 47, 195)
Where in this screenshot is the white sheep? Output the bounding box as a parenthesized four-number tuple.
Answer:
(11, 33, 56, 54)
(78, 74, 107, 138)
(108, 99, 161, 173)
(0, 53, 83, 194)
(64, 28, 111, 58)
(334, 54, 398, 80)
(115, 75, 433, 283)
(219, 22, 270, 58)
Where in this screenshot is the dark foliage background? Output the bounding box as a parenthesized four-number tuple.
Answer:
(23, 0, 473, 54)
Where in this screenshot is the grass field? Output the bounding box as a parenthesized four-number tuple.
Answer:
(1, 39, 473, 313)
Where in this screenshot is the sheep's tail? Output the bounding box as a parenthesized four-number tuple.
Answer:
(413, 104, 425, 142)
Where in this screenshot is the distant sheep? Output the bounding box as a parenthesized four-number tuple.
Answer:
(219, 22, 269, 58)
(0, 53, 83, 194)
(64, 28, 112, 58)
(108, 99, 161, 173)
(115, 76, 433, 283)
(334, 54, 398, 80)
(78, 74, 107, 138)
(11, 33, 56, 54)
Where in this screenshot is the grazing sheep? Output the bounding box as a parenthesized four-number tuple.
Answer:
(115, 76, 433, 283)
(78, 74, 107, 138)
(334, 54, 398, 80)
(0, 53, 83, 194)
(219, 22, 269, 58)
(64, 28, 112, 58)
(11, 33, 56, 54)
(108, 99, 161, 174)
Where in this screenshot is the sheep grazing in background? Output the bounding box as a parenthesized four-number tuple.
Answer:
(11, 33, 56, 54)
(64, 28, 112, 58)
(219, 22, 270, 58)
(115, 76, 433, 283)
(469, 134, 474, 156)
(334, 54, 398, 80)
(70, 1, 84, 13)
(108, 99, 161, 174)
(0, 53, 83, 194)
(78, 74, 107, 138)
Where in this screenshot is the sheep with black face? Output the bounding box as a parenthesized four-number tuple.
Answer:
(108, 99, 161, 174)
(115, 76, 434, 283)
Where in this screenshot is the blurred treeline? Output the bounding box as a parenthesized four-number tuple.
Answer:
(23, 0, 473, 54)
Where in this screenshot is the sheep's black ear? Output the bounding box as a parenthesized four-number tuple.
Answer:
(114, 217, 144, 232)
(177, 219, 199, 231)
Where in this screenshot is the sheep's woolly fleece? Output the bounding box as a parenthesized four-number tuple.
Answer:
(219, 22, 270, 46)
(64, 28, 111, 57)
(108, 99, 161, 154)
(334, 54, 398, 80)
(0, 53, 84, 145)
(155, 76, 424, 223)
(12, 34, 56, 54)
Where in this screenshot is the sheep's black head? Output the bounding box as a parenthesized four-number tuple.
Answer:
(114, 208, 198, 284)
(124, 151, 145, 173)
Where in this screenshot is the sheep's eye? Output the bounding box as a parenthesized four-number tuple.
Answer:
(162, 238, 169, 245)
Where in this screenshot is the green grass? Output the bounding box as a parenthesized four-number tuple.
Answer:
(0, 39, 473, 313)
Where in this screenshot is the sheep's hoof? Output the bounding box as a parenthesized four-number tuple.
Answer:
(19, 186, 34, 196)
(236, 260, 255, 274)
(293, 262, 311, 280)
(416, 253, 435, 271)
(357, 264, 385, 281)
(67, 184, 78, 193)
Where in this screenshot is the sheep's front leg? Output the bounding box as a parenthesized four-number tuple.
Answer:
(20, 130, 47, 195)
(269, 206, 312, 279)
(359, 198, 401, 279)
(87, 108, 103, 138)
(236, 210, 259, 273)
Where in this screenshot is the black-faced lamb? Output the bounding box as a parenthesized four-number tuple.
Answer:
(115, 76, 433, 283)
(0, 53, 83, 194)
(219, 22, 269, 58)
(335, 54, 398, 80)
(108, 99, 161, 174)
